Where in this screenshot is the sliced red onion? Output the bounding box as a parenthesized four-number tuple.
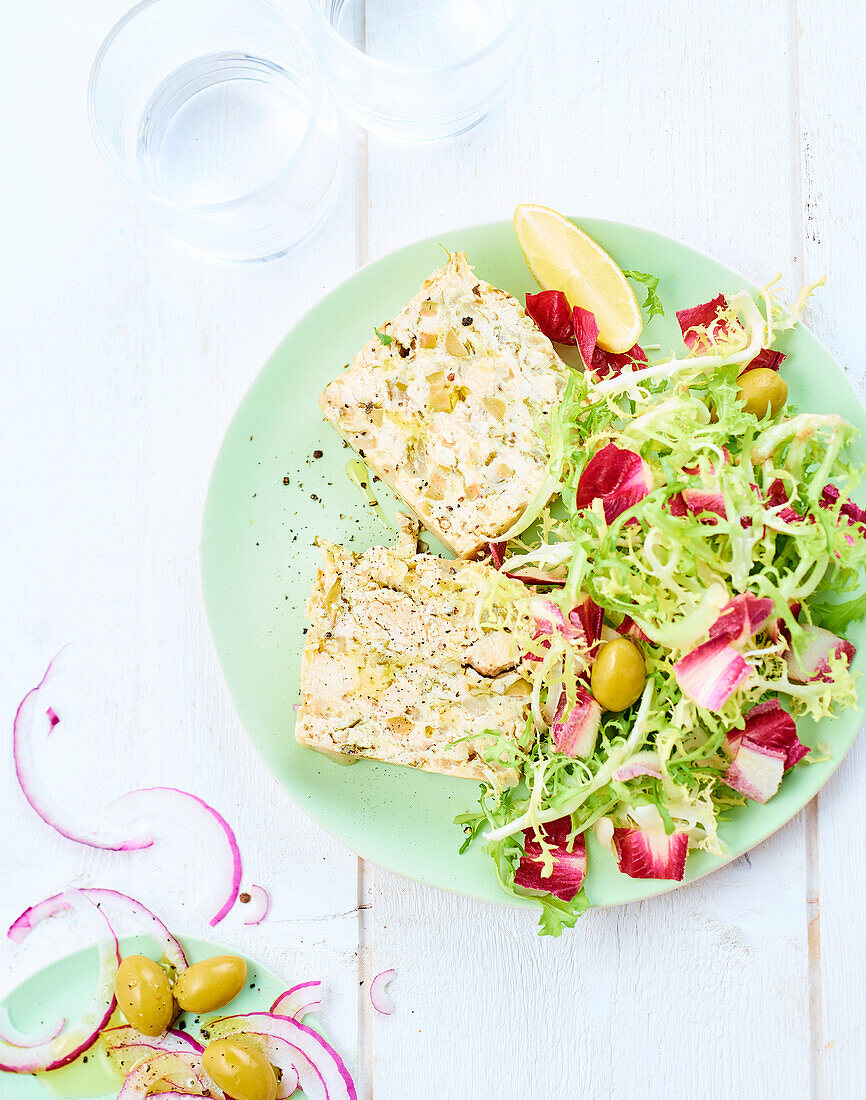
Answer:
(0, 1007, 66, 1048)
(102, 1025, 204, 1056)
(270, 981, 322, 1021)
(242, 884, 271, 926)
(0, 889, 119, 1073)
(112, 788, 242, 926)
(204, 1012, 357, 1100)
(13, 653, 153, 852)
(9, 888, 187, 973)
(103, 1035, 206, 1086)
(118, 1050, 220, 1100)
(369, 970, 396, 1016)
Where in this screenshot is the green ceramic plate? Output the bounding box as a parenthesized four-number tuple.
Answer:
(0, 934, 294, 1099)
(201, 217, 866, 911)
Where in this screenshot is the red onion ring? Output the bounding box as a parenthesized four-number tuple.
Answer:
(369, 970, 396, 1016)
(9, 888, 187, 973)
(0, 1007, 66, 1048)
(204, 1011, 357, 1100)
(0, 889, 119, 1073)
(118, 1050, 222, 1099)
(13, 652, 153, 852)
(14, 656, 244, 928)
(111, 788, 242, 927)
(102, 1025, 205, 1060)
(241, 884, 271, 926)
(270, 981, 322, 1021)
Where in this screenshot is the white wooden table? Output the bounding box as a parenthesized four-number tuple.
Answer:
(3, 1, 865, 1096)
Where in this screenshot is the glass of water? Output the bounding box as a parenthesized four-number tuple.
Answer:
(309, 0, 532, 142)
(88, 0, 341, 261)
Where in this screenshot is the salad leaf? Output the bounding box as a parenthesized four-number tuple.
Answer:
(458, 272, 863, 933)
(812, 589, 866, 633)
(622, 269, 665, 321)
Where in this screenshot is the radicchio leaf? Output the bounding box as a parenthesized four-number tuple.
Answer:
(743, 348, 786, 372)
(568, 595, 604, 655)
(708, 594, 775, 647)
(724, 740, 786, 803)
(590, 343, 648, 381)
(525, 290, 575, 345)
(617, 615, 651, 642)
(820, 483, 866, 533)
(724, 699, 809, 770)
(551, 688, 601, 759)
(674, 636, 752, 711)
(766, 479, 802, 523)
(514, 817, 586, 901)
(572, 306, 599, 370)
(576, 443, 652, 524)
(676, 294, 729, 351)
(786, 624, 855, 683)
(612, 826, 688, 880)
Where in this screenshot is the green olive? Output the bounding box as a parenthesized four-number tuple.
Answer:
(591, 637, 646, 712)
(114, 955, 175, 1037)
(736, 367, 788, 418)
(202, 1037, 277, 1100)
(173, 955, 248, 1014)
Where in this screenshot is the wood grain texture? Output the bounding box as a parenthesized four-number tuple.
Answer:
(364, 2, 815, 1097)
(0, 0, 365, 1079)
(798, 3, 866, 1096)
(1, 0, 863, 1097)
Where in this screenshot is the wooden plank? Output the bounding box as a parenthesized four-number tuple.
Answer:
(363, 1, 811, 1096)
(797, 4, 866, 1095)
(0, 0, 364, 1077)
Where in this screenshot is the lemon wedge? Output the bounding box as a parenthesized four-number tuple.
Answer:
(514, 203, 642, 354)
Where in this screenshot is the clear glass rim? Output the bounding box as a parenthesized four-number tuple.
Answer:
(308, 0, 534, 77)
(87, 0, 327, 214)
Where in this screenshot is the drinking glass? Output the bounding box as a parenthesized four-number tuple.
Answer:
(88, 0, 342, 261)
(309, 0, 533, 142)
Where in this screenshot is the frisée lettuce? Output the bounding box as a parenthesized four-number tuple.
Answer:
(456, 270, 865, 935)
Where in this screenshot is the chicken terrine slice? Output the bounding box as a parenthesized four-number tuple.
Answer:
(319, 251, 569, 558)
(295, 520, 535, 787)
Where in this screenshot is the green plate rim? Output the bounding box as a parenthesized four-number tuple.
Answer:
(201, 216, 866, 912)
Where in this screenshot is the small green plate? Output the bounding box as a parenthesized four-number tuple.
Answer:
(0, 935, 292, 1099)
(201, 218, 866, 911)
